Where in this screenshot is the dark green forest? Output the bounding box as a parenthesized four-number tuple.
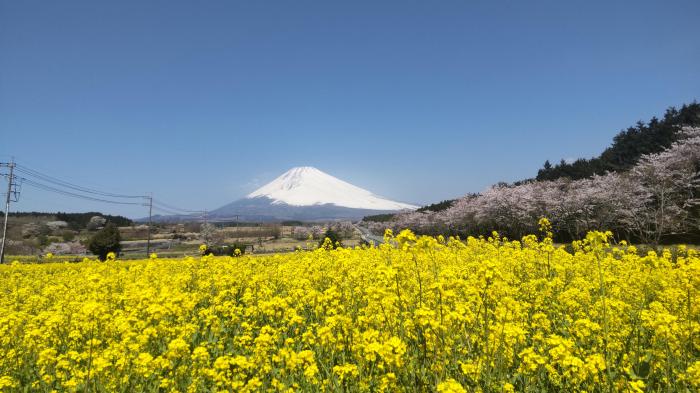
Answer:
(536, 102, 700, 181)
(416, 199, 455, 213)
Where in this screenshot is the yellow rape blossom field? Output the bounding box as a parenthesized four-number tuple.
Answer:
(1, 227, 699, 392)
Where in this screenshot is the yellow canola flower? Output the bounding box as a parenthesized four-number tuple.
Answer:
(0, 376, 18, 389)
(0, 228, 696, 391)
(333, 363, 359, 382)
(684, 361, 700, 388)
(437, 378, 467, 393)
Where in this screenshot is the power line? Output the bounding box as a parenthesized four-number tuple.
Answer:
(15, 164, 146, 199)
(152, 205, 196, 216)
(16, 165, 203, 212)
(14, 164, 204, 213)
(18, 175, 205, 213)
(152, 199, 203, 214)
(21, 178, 145, 206)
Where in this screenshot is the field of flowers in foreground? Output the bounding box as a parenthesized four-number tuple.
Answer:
(0, 228, 699, 392)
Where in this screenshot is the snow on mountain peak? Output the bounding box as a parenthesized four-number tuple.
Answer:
(247, 167, 417, 210)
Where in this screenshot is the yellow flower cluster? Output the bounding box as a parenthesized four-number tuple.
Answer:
(0, 229, 698, 392)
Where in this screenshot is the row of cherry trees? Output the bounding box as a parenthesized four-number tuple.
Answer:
(372, 127, 700, 244)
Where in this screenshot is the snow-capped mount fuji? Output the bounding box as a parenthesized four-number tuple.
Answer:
(248, 166, 416, 210)
(210, 167, 417, 221)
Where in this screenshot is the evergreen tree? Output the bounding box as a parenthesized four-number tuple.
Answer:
(318, 228, 342, 249)
(87, 223, 122, 261)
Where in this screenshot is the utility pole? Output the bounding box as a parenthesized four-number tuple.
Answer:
(145, 195, 153, 257)
(0, 160, 17, 264)
(201, 209, 209, 245)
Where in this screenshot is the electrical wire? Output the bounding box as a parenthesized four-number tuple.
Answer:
(152, 207, 205, 218)
(152, 199, 203, 214)
(21, 178, 145, 206)
(7, 162, 205, 214)
(15, 164, 146, 199)
(151, 205, 190, 216)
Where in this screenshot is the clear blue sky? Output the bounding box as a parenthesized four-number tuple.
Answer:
(1, 0, 699, 218)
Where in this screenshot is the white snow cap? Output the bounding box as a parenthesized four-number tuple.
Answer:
(247, 166, 418, 210)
